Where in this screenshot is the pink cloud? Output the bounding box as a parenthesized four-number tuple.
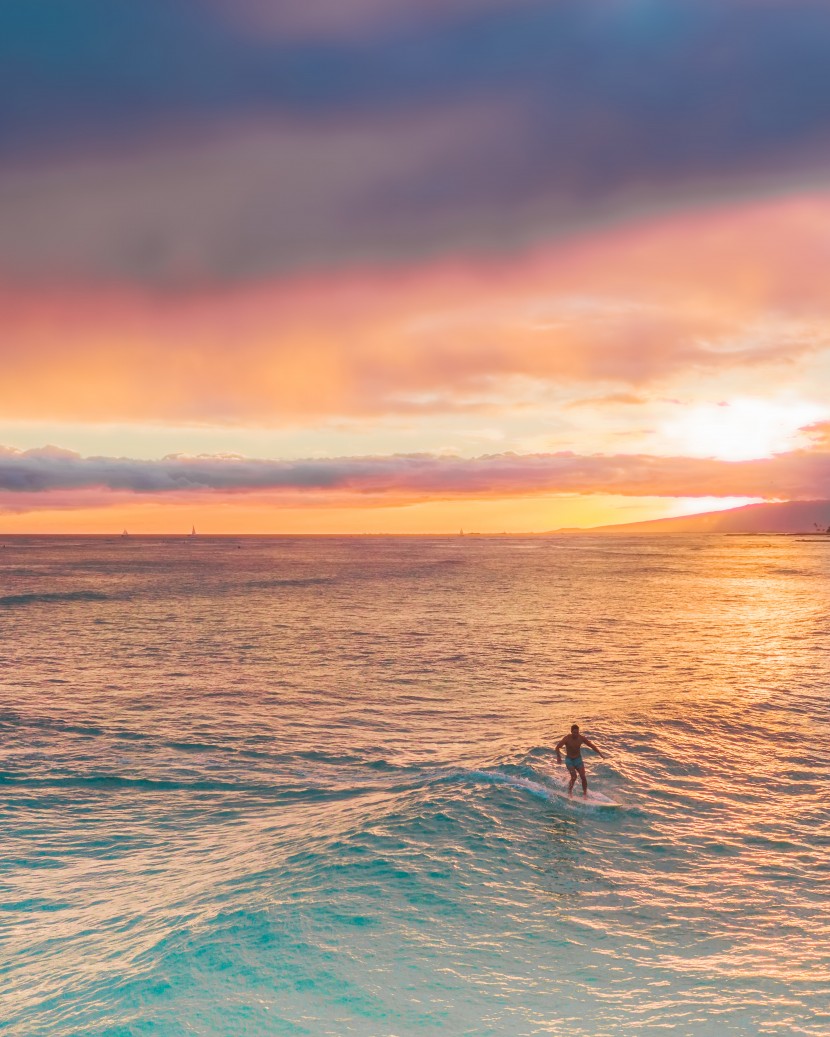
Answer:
(2, 192, 829, 426)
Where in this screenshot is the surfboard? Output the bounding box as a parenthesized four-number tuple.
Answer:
(540, 766, 620, 808)
(470, 768, 620, 809)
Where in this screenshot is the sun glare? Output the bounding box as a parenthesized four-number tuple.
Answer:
(661, 399, 825, 461)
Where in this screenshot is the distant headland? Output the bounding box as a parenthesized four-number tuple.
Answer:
(550, 500, 830, 535)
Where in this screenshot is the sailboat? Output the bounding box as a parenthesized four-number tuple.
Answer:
(121, 529, 129, 537)
(189, 525, 197, 537)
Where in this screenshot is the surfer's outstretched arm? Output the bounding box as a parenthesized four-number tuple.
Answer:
(582, 738, 606, 759)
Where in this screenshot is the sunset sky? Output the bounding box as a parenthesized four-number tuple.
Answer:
(2, 0, 830, 532)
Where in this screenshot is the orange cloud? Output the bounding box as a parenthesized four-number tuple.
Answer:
(2, 191, 829, 426)
(802, 421, 830, 447)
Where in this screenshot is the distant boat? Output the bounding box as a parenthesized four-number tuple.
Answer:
(190, 525, 197, 536)
(121, 529, 129, 537)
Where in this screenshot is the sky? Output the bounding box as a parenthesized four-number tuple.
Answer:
(2, 0, 830, 533)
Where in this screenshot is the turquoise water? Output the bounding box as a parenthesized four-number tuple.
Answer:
(1, 535, 828, 1036)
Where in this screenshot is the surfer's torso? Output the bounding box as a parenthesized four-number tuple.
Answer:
(562, 733, 585, 761)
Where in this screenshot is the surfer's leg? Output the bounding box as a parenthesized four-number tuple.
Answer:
(577, 764, 587, 796)
(566, 765, 577, 794)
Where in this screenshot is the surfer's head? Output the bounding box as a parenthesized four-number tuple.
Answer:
(571, 724, 579, 734)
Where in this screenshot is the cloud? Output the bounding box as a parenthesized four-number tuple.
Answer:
(564, 393, 651, 409)
(1, 444, 827, 509)
(802, 421, 830, 447)
(0, 104, 519, 284)
(216, 0, 530, 41)
(2, 191, 828, 425)
(3, 2, 830, 281)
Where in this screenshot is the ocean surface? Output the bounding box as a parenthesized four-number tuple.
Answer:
(1, 534, 828, 1036)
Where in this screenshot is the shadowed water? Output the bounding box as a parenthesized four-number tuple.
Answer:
(1, 535, 828, 1036)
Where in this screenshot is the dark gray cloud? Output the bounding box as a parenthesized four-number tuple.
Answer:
(0, 445, 827, 502)
(2, 1, 830, 281)
(5, 1, 830, 150)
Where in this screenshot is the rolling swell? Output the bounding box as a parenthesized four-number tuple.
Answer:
(0, 590, 111, 608)
(243, 576, 335, 589)
(0, 771, 373, 799)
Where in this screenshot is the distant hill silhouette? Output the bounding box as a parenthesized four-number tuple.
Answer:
(552, 500, 830, 535)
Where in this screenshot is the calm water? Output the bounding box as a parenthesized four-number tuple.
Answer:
(1, 535, 828, 1036)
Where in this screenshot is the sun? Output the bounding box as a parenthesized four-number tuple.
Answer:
(661, 398, 825, 461)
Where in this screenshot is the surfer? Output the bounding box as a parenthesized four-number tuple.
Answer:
(555, 724, 606, 796)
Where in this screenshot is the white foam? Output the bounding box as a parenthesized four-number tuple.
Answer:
(538, 765, 620, 808)
(471, 768, 619, 809)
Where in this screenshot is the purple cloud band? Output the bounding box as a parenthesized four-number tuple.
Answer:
(0, 446, 826, 502)
(3, 1, 830, 282)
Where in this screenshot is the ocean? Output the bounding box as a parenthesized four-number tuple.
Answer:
(1, 534, 828, 1036)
